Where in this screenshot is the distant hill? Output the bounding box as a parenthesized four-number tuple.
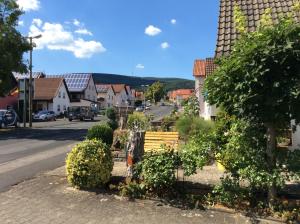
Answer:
(92, 73, 195, 92)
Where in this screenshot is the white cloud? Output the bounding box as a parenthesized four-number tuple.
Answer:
(17, 0, 40, 11)
(32, 18, 42, 27)
(75, 28, 93, 36)
(73, 19, 81, 27)
(18, 20, 24, 26)
(136, 64, 145, 69)
(29, 20, 106, 58)
(145, 25, 161, 36)
(171, 19, 177, 25)
(161, 42, 170, 49)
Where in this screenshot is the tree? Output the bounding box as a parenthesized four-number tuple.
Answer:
(204, 9, 300, 205)
(145, 81, 164, 103)
(181, 95, 200, 116)
(0, 0, 31, 96)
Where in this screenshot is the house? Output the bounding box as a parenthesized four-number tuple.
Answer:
(168, 89, 194, 105)
(95, 84, 113, 108)
(47, 73, 98, 106)
(110, 84, 134, 107)
(33, 78, 70, 115)
(205, 0, 300, 148)
(193, 58, 218, 120)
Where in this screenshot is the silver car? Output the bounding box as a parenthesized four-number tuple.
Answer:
(34, 111, 56, 121)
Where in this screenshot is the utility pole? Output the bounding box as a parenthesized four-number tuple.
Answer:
(27, 34, 42, 128)
(28, 37, 33, 128)
(23, 79, 27, 128)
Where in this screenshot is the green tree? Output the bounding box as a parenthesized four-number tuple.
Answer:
(205, 12, 300, 204)
(0, 0, 31, 96)
(145, 81, 164, 103)
(181, 95, 200, 116)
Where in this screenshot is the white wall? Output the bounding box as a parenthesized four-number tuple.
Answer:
(84, 77, 97, 102)
(291, 121, 300, 150)
(52, 82, 70, 115)
(106, 88, 115, 108)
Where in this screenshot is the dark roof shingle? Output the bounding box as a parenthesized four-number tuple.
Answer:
(216, 0, 299, 57)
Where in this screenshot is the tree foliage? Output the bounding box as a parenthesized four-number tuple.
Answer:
(204, 9, 300, 203)
(145, 81, 165, 103)
(181, 95, 200, 117)
(0, 0, 31, 96)
(127, 112, 149, 131)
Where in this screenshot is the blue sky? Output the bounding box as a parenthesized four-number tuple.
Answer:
(17, 0, 219, 80)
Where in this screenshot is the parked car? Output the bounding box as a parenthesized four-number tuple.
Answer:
(0, 109, 20, 128)
(68, 106, 94, 121)
(135, 106, 144, 112)
(33, 111, 56, 121)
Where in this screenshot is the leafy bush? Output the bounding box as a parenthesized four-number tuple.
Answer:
(87, 124, 113, 146)
(139, 148, 179, 190)
(107, 119, 118, 130)
(181, 96, 200, 117)
(180, 132, 214, 176)
(66, 139, 113, 188)
(118, 181, 146, 199)
(106, 108, 117, 120)
(210, 176, 249, 207)
(127, 112, 149, 131)
(175, 116, 214, 141)
(161, 115, 177, 131)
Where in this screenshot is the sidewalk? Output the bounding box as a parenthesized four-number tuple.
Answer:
(0, 163, 281, 224)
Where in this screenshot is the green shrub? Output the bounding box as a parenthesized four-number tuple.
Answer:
(107, 119, 118, 130)
(180, 132, 214, 176)
(66, 139, 113, 188)
(161, 115, 177, 131)
(87, 124, 113, 146)
(127, 112, 149, 131)
(175, 116, 214, 140)
(106, 108, 117, 120)
(139, 148, 179, 190)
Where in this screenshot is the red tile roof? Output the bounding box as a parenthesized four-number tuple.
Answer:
(193, 60, 206, 77)
(193, 58, 217, 77)
(34, 78, 65, 100)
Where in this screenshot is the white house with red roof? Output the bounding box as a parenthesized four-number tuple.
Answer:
(193, 58, 218, 120)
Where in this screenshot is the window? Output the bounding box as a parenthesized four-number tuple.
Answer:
(57, 105, 61, 112)
(63, 92, 66, 99)
(63, 105, 66, 111)
(58, 91, 61, 98)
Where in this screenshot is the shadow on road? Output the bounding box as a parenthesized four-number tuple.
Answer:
(0, 128, 88, 141)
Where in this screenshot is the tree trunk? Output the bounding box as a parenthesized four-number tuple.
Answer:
(265, 123, 277, 206)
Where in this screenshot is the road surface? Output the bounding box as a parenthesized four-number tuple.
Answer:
(0, 118, 103, 192)
(145, 105, 174, 121)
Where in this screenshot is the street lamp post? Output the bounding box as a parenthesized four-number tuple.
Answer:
(27, 34, 42, 128)
(141, 85, 149, 113)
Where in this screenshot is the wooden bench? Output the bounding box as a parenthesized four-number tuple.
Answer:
(144, 132, 179, 152)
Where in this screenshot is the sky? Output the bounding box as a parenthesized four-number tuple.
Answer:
(16, 0, 220, 80)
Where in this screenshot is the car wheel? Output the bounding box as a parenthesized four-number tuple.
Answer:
(15, 121, 20, 128)
(91, 116, 94, 121)
(69, 118, 72, 122)
(0, 122, 4, 129)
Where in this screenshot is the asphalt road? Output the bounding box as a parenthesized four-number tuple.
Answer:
(145, 105, 174, 121)
(0, 117, 104, 192)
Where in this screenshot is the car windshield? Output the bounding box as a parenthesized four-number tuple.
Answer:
(68, 107, 80, 112)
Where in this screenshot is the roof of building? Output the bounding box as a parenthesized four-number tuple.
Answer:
(216, 0, 299, 57)
(193, 58, 217, 77)
(111, 84, 127, 94)
(13, 72, 46, 80)
(47, 73, 92, 92)
(95, 84, 111, 93)
(34, 78, 66, 100)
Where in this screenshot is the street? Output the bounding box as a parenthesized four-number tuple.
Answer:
(0, 117, 104, 192)
(145, 105, 174, 121)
